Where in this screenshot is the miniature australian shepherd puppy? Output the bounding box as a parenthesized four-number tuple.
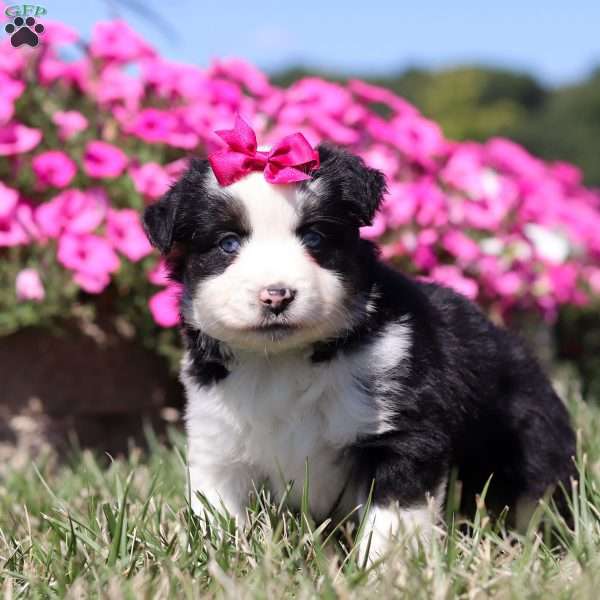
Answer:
(143, 140, 576, 561)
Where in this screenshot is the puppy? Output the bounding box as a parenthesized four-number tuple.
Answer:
(143, 144, 576, 560)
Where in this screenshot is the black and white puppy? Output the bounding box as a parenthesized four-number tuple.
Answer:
(143, 145, 576, 558)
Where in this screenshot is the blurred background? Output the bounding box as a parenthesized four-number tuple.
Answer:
(53, 0, 600, 185)
(1, 0, 599, 457)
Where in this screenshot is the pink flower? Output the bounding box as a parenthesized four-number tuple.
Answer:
(0, 184, 31, 247)
(382, 182, 417, 227)
(148, 260, 170, 286)
(413, 244, 438, 270)
(485, 137, 545, 180)
(0, 73, 24, 124)
(90, 21, 155, 63)
(211, 58, 272, 97)
(52, 110, 88, 140)
(73, 271, 111, 294)
(360, 212, 387, 240)
(586, 268, 600, 295)
(462, 198, 509, 231)
(36, 189, 107, 238)
(0, 123, 42, 155)
(310, 112, 359, 145)
(16, 268, 44, 301)
(149, 286, 181, 327)
(0, 96, 14, 124)
(413, 178, 448, 228)
(15, 202, 39, 240)
(0, 73, 25, 102)
(83, 141, 128, 178)
(493, 271, 523, 296)
(550, 162, 582, 188)
(164, 157, 189, 180)
(546, 263, 579, 303)
(40, 21, 79, 45)
(141, 59, 209, 99)
(126, 108, 176, 144)
(441, 144, 486, 197)
(38, 55, 89, 88)
(0, 37, 26, 76)
(287, 78, 352, 116)
(106, 209, 152, 261)
(349, 79, 418, 116)
(360, 145, 399, 180)
(32, 150, 77, 188)
(58, 233, 120, 293)
(441, 231, 480, 263)
(0, 215, 28, 246)
(93, 65, 143, 109)
(391, 114, 448, 166)
(430, 265, 479, 300)
(129, 162, 171, 200)
(0, 181, 18, 220)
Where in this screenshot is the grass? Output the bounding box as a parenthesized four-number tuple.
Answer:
(1, 372, 600, 598)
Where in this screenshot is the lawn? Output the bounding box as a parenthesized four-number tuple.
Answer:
(1, 372, 600, 599)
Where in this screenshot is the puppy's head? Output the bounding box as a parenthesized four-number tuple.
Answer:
(144, 144, 386, 352)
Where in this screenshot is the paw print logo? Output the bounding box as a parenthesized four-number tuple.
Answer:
(5, 16, 45, 47)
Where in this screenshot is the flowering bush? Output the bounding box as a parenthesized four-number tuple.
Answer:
(1, 16, 600, 364)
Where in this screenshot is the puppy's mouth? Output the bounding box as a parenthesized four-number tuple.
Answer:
(250, 323, 299, 334)
(244, 318, 302, 336)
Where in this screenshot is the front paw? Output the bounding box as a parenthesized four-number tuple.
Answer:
(356, 502, 438, 567)
(190, 490, 248, 542)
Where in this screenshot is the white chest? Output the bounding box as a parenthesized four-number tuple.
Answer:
(184, 323, 410, 520)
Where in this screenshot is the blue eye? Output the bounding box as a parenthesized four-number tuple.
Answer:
(219, 234, 241, 254)
(302, 230, 323, 249)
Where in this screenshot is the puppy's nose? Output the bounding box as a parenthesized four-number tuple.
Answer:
(259, 285, 296, 314)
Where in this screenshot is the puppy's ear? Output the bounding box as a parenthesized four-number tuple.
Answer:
(143, 158, 211, 254)
(143, 183, 180, 254)
(315, 144, 387, 225)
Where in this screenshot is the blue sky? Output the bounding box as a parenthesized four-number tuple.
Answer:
(41, 1, 600, 86)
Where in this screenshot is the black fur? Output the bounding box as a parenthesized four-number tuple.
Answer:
(183, 326, 231, 386)
(348, 263, 576, 519)
(143, 144, 576, 523)
(311, 143, 387, 226)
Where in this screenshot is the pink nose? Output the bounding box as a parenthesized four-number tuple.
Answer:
(259, 285, 296, 314)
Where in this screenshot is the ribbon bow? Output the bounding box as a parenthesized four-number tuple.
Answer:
(208, 115, 320, 186)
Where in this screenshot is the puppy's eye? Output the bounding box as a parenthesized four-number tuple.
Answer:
(302, 230, 323, 249)
(219, 234, 241, 254)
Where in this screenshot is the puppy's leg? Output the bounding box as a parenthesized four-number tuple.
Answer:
(189, 464, 254, 521)
(353, 429, 449, 565)
(358, 481, 446, 564)
(185, 391, 258, 528)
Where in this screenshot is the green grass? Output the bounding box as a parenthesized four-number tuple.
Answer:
(2, 376, 600, 598)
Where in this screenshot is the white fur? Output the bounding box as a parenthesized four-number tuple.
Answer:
(185, 173, 349, 352)
(358, 478, 446, 564)
(182, 173, 421, 550)
(185, 321, 412, 522)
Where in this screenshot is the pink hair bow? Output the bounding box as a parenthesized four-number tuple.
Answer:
(208, 115, 320, 186)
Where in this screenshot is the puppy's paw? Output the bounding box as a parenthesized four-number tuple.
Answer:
(356, 501, 439, 568)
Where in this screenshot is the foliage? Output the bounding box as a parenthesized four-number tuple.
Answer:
(1, 18, 600, 367)
(512, 70, 600, 186)
(362, 66, 546, 142)
(1, 379, 600, 597)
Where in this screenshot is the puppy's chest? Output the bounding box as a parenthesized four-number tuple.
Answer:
(185, 351, 384, 511)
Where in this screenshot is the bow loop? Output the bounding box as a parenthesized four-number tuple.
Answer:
(208, 116, 319, 186)
(214, 115, 258, 155)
